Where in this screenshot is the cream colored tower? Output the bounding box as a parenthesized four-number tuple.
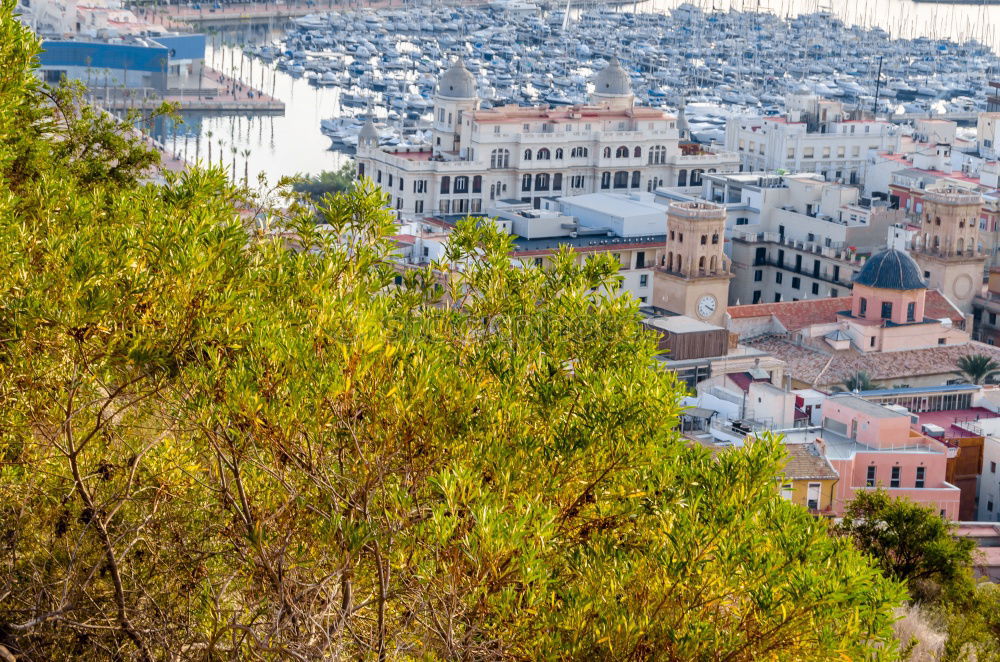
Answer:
(652, 201, 732, 325)
(431, 58, 480, 157)
(911, 186, 986, 314)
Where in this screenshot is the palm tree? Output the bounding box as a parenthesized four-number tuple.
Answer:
(837, 371, 876, 393)
(205, 129, 213, 166)
(956, 354, 1000, 385)
(241, 148, 252, 186)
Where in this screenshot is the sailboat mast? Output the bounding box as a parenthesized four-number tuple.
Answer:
(873, 54, 883, 115)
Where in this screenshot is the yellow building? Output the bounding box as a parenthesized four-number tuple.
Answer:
(778, 442, 839, 514)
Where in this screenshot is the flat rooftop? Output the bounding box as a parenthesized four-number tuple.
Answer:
(558, 193, 666, 218)
(644, 315, 723, 334)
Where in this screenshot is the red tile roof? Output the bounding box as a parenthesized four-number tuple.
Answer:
(727, 297, 852, 331)
(728, 290, 964, 331)
(925, 290, 966, 323)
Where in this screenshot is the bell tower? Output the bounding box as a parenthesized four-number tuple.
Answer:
(911, 185, 986, 313)
(652, 201, 732, 325)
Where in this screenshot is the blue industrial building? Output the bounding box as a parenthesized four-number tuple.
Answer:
(38, 33, 205, 92)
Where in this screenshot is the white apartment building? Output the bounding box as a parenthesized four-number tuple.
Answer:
(356, 57, 739, 220)
(725, 89, 900, 185)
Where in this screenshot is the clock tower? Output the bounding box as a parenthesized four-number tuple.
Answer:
(652, 200, 732, 326)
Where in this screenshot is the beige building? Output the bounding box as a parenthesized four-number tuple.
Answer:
(356, 57, 739, 220)
(911, 185, 988, 313)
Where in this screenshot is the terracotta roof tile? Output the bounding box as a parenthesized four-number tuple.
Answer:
(727, 297, 853, 331)
(745, 337, 1000, 388)
(728, 290, 964, 331)
(782, 442, 839, 480)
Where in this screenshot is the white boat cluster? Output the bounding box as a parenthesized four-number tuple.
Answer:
(244, 1, 1000, 152)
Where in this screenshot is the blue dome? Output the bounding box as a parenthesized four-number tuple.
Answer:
(853, 249, 927, 290)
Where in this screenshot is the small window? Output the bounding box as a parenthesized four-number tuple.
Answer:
(990, 501, 995, 513)
(992, 461, 996, 474)
(907, 302, 916, 322)
(881, 302, 892, 319)
(780, 483, 793, 500)
(776, 272, 783, 284)
(859, 298, 867, 316)
(938, 338, 946, 345)
(754, 270, 763, 282)
(791, 277, 801, 290)
(890, 466, 900, 488)
(915, 466, 925, 489)
(811, 283, 819, 295)
(866, 465, 876, 488)
(639, 274, 648, 287)
(869, 336, 875, 347)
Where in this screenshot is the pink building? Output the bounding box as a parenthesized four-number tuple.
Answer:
(817, 394, 961, 519)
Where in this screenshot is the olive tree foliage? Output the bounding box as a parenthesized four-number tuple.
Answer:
(0, 5, 906, 660)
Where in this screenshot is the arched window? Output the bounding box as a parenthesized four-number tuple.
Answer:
(666, 252, 673, 270)
(552, 173, 562, 190)
(522, 174, 532, 191)
(613, 171, 628, 189)
(678, 169, 688, 186)
(631, 171, 640, 188)
(711, 233, 719, 244)
(537, 148, 551, 160)
(648, 145, 667, 165)
(603, 146, 611, 158)
(535, 173, 550, 191)
(454, 176, 469, 193)
(581, 147, 588, 157)
(691, 169, 704, 186)
(700, 235, 707, 245)
(524, 149, 532, 161)
(555, 148, 563, 159)
(601, 172, 611, 189)
(698, 256, 706, 271)
(616, 145, 629, 158)
(489, 183, 496, 200)
(472, 175, 482, 193)
(958, 237, 965, 252)
(490, 148, 509, 169)
(634, 146, 642, 158)
(710, 255, 717, 271)
(441, 176, 450, 194)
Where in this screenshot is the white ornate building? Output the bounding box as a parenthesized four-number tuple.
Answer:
(356, 57, 740, 219)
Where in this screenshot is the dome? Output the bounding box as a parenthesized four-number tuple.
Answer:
(436, 58, 477, 99)
(593, 55, 632, 97)
(852, 249, 927, 290)
(359, 119, 379, 142)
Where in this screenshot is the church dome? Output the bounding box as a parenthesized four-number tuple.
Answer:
(593, 55, 632, 97)
(359, 119, 379, 140)
(853, 249, 927, 290)
(436, 58, 477, 99)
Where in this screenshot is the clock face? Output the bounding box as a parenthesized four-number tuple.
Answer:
(697, 295, 717, 319)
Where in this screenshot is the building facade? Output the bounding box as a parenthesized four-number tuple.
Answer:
(356, 57, 739, 220)
(725, 90, 900, 185)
